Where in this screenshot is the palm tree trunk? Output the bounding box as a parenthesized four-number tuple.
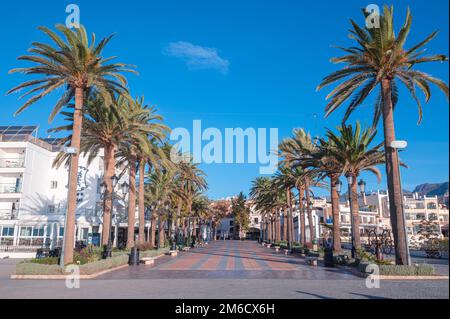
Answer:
(282, 210, 287, 241)
(286, 189, 292, 244)
(158, 211, 165, 248)
(101, 144, 116, 246)
(126, 156, 137, 249)
(276, 210, 281, 241)
(62, 87, 84, 265)
(349, 174, 361, 250)
(381, 78, 408, 265)
(150, 211, 157, 248)
(297, 188, 306, 245)
(330, 175, 342, 253)
(138, 160, 145, 244)
(305, 182, 315, 245)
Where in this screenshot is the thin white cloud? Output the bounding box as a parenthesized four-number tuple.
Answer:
(165, 41, 229, 74)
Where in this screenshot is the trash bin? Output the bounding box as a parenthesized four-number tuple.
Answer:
(129, 247, 140, 266)
(324, 247, 334, 268)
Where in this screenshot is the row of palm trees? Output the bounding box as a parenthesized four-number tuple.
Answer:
(251, 122, 383, 250)
(251, 6, 449, 265)
(7, 24, 215, 265)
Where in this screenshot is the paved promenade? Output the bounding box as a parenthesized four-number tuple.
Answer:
(0, 240, 448, 299)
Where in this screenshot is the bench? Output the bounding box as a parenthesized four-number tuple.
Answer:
(182, 247, 190, 252)
(305, 256, 318, 266)
(274, 246, 280, 253)
(283, 249, 290, 256)
(141, 257, 155, 265)
(167, 250, 178, 257)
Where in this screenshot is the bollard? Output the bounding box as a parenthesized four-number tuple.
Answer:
(324, 247, 334, 268)
(129, 246, 140, 266)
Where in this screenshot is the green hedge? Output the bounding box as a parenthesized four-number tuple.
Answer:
(359, 262, 435, 276)
(16, 247, 170, 276)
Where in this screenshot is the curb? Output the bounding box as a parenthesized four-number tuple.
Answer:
(334, 264, 449, 280)
(11, 263, 129, 280)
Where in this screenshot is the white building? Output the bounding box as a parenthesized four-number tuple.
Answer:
(0, 126, 141, 250)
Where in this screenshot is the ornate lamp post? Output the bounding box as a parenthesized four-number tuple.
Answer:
(358, 179, 367, 205)
(346, 175, 356, 258)
(101, 175, 128, 259)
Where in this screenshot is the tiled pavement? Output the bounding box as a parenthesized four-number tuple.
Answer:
(98, 240, 356, 280)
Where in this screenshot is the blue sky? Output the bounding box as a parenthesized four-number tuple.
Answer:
(0, 0, 448, 199)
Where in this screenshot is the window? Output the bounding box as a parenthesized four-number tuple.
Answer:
(254, 218, 259, 224)
(48, 205, 55, 214)
(59, 227, 64, 237)
(33, 227, 45, 237)
(81, 228, 89, 240)
(1, 227, 14, 237)
(427, 203, 437, 210)
(20, 227, 32, 237)
(229, 220, 234, 226)
(50, 181, 58, 189)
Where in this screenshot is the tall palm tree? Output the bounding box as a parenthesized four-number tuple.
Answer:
(231, 192, 250, 240)
(279, 129, 326, 246)
(8, 25, 135, 265)
(51, 94, 147, 247)
(323, 122, 385, 250)
(116, 97, 166, 248)
(318, 6, 449, 264)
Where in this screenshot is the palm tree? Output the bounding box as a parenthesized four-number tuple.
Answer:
(279, 129, 326, 246)
(8, 25, 136, 265)
(323, 122, 385, 250)
(318, 6, 449, 264)
(274, 167, 298, 245)
(116, 97, 167, 248)
(51, 94, 148, 247)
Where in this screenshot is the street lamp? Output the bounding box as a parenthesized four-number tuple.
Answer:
(391, 140, 411, 266)
(102, 175, 128, 259)
(358, 179, 367, 206)
(335, 179, 343, 194)
(346, 175, 356, 259)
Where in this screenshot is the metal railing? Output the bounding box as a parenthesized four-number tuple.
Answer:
(0, 183, 21, 194)
(0, 209, 16, 220)
(0, 158, 25, 168)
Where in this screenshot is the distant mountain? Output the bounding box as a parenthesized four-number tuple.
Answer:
(413, 182, 449, 205)
(413, 182, 449, 196)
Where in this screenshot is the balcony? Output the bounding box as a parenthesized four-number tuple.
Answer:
(0, 183, 21, 194)
(0, 158, 25, 168)
(0, 209, 17, 220)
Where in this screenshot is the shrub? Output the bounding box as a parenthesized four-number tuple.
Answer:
(137, 242, 155, 251)
(16, 262, 63, 275)
(73, 245, 103, 265)
(79, 254, 129, 275)
(438, 239, 449, 253)
(140, 247, 170, 258)
(28, 257, 59, 265)
(359, 262, 435, 276)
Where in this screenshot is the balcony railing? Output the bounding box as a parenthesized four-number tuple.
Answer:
(0, 158, 25, 168)
(0, 183, 21, 194)
(0, 209, 17, 220)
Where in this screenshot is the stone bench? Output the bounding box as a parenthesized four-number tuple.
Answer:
(167, 250, 178, 257)
(141, 257, 155, 265)
(182, 247, 190, 252)
(274, 246, 281, 253)
(305, 256, 318, 266)
(283, 249, 290, 256)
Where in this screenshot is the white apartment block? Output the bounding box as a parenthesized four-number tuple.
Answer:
(364, 190, 449, 238)
(0, 126, 140, 250)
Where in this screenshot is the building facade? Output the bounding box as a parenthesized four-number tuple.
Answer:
(0, 126, 141, 250)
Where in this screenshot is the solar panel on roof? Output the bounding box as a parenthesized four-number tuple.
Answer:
(0, 126, 38, 135)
